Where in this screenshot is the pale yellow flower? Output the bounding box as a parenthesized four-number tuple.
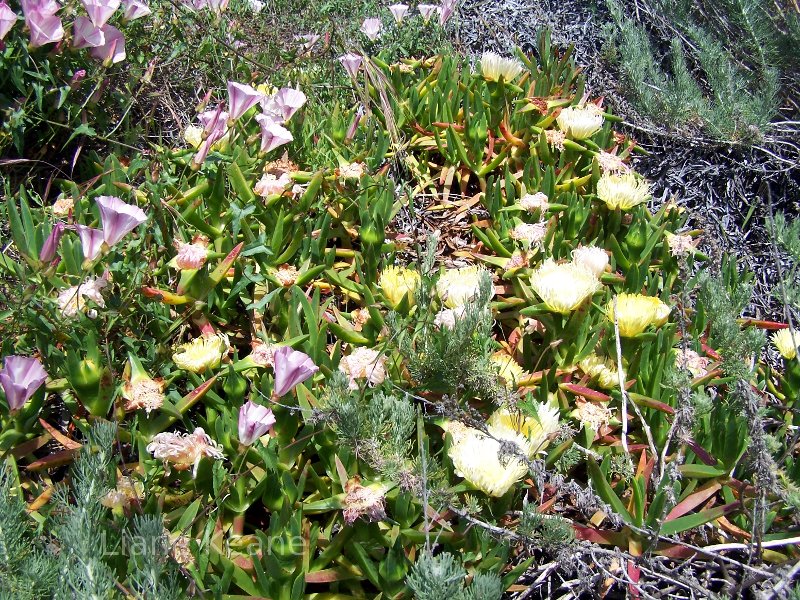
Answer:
(172, 333, 230, 373)
(487, 404, 560, 457)
(556, 104, 604, 140)
(597, 172, 651, 210)
(579, 353, 620, 389)
(442, 403, 559, 497)
(572, 246, 609, 278)
(607, 294, 670, 337)
(480, 51, 524, 82)
(442, 421, 529, 497)
(436, 265, 492, 308)
(490, 352, 528, 389)
(183, 125, 204, 149)
(379, 266, 420, 309)
(529, 259, 602, 313)
(772, 328, 800, 360)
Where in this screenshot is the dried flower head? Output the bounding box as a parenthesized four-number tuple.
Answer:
(173, 237, 209, 270)
(556, 104, 604, 140)
(379, 266, 421, 309)
(436, 265, 492, 308)
(339, 347, 387, 390)
(665, 232, 697, 258)
(572, 398, 613, 432)
(343, 477, 387, 524)
(596, 151, 630, 174)
(597, 172, 651, 211)
(255, 171, 292, 197)
(51, 195, 74, 216)
(519, 192, 549, 213)
(544, 129, 565, 151)
(607, 294, 670, 338)
(480, 51, 524, 82)
(675, 348, 710, 377)
(572, 246, 609, 278)
(274, 264, 299, 287)
(772, 328, 800, 360)
(249, 342, 275, 367)
(529, 259, 602, 314)
(172, 333, 230, 373)
(339, 161, 366, 179)
(146, 427, 224, 476)
(122, 376, 165, 414)
(170, 534, 195, 566)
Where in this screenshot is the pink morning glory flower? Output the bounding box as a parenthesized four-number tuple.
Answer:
(238, 400, 276, 445)
(0, 355, 48, 413)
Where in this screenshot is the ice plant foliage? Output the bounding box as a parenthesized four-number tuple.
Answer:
(0, 356, 47, 412)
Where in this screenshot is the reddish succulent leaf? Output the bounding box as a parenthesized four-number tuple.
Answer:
(39, 419, 82, 450)
(560, 383, 611, 402)
(686, 438, 718, 466)
(27, 449, 78, 471)
(305, 568, 359, 583)
(142, 286, 191, 305)
(665, 481, 721, 521)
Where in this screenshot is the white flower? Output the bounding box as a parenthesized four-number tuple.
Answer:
(519, 192, 549, 213)
(597, 172, 651, 210)
(339, 162, 365, 179)
(572, 246, 609, 278)
(529, 259, 602, 314)
(433, 307, 465, 329)
(339, 348, 387, 390)
(436, 265, 492, 308)
(556, 104, 604, 140)
(510, 222, 548, 245)
(480, 51, 524, 82)
(57, 276, 108, 318)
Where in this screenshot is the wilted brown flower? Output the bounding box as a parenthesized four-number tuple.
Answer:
(343, 477, 387, 524)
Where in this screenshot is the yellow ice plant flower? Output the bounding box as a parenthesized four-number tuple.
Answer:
(490, 352, 528, 389)
(772, 328, 800, 360)
(579, 354, 620, 389)
(442, 421, 529, 497)
(480, 51, 524, 82)
(607, 293, 670, 337)
(529, 259, 602, 314)
(379, 266, 421, 309)
(436, 265, 492, 308)
(596, 172, 651, 210)
(172, 333, 230, 373)
(487, 404, 560, 457)
(183, 125, 204, 149)
(556, 104, 604, 140)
